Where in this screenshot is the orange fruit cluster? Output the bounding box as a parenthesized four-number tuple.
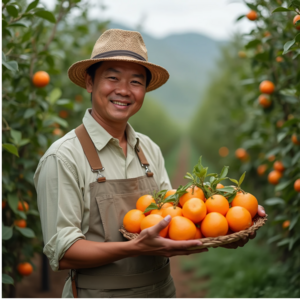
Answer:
(123, 188, 259, 240)
(268, 160, 285, 185)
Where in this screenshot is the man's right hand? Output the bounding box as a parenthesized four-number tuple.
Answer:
(131, 215, 209, 257)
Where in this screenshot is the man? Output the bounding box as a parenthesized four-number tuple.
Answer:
(34, 29, 266, 298)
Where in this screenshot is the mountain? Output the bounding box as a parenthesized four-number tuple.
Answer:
(108, 22, 227, 121)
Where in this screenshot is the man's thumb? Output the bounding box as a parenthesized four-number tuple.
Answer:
(152, 215, 172, 234)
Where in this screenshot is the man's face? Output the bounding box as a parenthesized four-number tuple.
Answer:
(85, 61, 147, 124)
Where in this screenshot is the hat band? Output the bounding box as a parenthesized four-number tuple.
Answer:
(92, 50, 146, 61)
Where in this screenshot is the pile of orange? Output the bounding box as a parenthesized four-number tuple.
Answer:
(123, 187, 259, 240)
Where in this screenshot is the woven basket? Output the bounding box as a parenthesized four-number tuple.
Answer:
(119, 214, 267, 249)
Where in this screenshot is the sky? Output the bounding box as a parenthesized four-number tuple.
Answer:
(42, 0, 256, 41)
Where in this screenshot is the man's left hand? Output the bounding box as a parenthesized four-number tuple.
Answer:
(216, 205, 266, 250)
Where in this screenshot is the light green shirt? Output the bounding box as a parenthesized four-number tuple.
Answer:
(33, 109, 171, 296)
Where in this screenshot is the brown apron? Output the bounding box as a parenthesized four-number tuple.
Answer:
(70, 124, 176, 298)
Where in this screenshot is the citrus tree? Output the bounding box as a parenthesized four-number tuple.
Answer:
(2, 0, 109, 296)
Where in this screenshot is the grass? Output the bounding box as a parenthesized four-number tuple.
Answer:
(180, 231, 300, 298)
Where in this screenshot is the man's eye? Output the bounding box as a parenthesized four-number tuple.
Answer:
(108, 76, 117, 80)
(132, 80, 142, 85)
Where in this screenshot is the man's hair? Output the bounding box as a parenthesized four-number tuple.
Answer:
(86, 62, 152, 102)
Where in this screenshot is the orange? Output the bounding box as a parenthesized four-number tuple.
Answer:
(17, 262, 33, 276)
(259, 80, 275, 94)
(140, 214, 168, 237)
(246, 10, 257, 21)
(179, 186, 205, 207)
(282, 220, 290, 229)
(194, 227, 203, 239)
(273, 161, 285, 172)
(161, 203, 173, 209)
(268, 155, 276, 162)
(258, 94, 271, 108)
(257, 164, 267, 176)
(219, 146, 229, 157)
(150, 209, 164, 216)
(17, 201, 29, 212)
(293, 15, 300, 30)
(164, 189, 176, 199)
(59, 110, 68, 119)
(268, 170, 282, 185)
(168, 216, 197, 240)
(162, 206, 183, 218)
(276, 120, 284, 128)
(216, 183, 224, 189)
(182, 198, 206, 223)
(123, 209, 145, 233)
(136, 195, 155, 215)
(264, 31, 271, 37)
(276, 56, 283, 63)
(201, 212, 228, 237)
(205, 195, 229, 216)
(235, 148, 248, 161)
(226, 206, 252, 232)
(294, 179, 300, 192)
(32, 71, 50, 88)
(292, 134, 300, 145)
(14, 219, 27, 228)
(231, 192, 258, 218)
(2, 201, 6, 209)
(53, 128, 63, 136)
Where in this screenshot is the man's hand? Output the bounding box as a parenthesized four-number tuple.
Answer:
(218, 205, 266, 249)
(131, 215, 208, 257)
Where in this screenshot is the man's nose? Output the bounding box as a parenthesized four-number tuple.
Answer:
(115, 80, 131, 97)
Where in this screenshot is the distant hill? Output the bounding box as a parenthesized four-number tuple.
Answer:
(108, 22, 227, 121)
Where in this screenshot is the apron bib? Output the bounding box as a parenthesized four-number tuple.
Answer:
(70, 124, 176, 298)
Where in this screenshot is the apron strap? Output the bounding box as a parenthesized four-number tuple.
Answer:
(135, 145, 153, 177)
(75, 124, 106, 183)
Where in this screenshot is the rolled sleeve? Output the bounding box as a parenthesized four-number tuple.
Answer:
(34, 154, 85, 271)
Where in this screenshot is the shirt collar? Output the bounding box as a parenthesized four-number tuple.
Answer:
(82, 109, 139, 151)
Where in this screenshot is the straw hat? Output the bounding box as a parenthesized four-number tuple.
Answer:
(68, 29, 169, 92)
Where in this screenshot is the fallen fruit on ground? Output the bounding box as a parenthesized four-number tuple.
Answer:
(246, 10, 257, 21)
(179, 186, 205, 207)
(182, 198, 207, 223)
(17, 262, 33, 276)
(268, 170, 282, 185)
(259, 80, 275, 94)
(140, 214, 168, 237)
(205, 195, 229, 216)
(231, 192, 258, 218)
(136, 195, 155, 215)
(32, 71, 50, 87)
(226, 206, 252, 232)
(201, 212, 228, 238)
(168, 216, 197, 240)
(294, 179, 300, 192)
(123, 209, 145, 233)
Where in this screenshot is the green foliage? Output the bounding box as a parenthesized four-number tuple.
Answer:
(189, 0, 300, 296)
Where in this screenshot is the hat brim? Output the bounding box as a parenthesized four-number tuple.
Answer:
(68, 56, 169, 92)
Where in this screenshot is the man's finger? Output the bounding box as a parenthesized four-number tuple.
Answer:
(257, 205, 266, 217)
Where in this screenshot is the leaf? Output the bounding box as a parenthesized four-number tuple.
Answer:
(8, 20, 28, 27)
(2, 274, 14, 285)
(292, 152, 300, 165)
(10, 129, 22, 145)
(144, 203, 158, 214)
(275, 180, 293, 192)
(277, 238, 290, 247)
(26, 0, 39, 12)
(283, 39, 295, 54)
(206, 173, 218, 177)
(24, 108, 36, 119)
(272, 7, 293, 12)
(15, 227, 35, 238)
(219, 166, 229, 179)
(229, 178, 239, 185)
(227, 192, 237, 203)
(216, 187, 235, 193)
(2, 60, 18, 72)
(7, 193, 18, 212)
(6, 5, 19, 18)
(22, 31, 32, 43)
(289, 215, 299, 230)
(19, 139, 30, 147)
(37, 134, 47, 147)
(238, 172, 246, 186)
(2, 144, 19, 157)
(49, 88, 62, 104)
(2, 226, 13, 240)
(236, 14, 245, 21)
(267, 234, 282, 244)
(264, 197, 285, 206)
(245, 39, 260, 49)
(277, 132, 287, 143)
(35, 10, 56, 23)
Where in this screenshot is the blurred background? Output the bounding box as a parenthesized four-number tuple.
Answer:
(2, 0, 300, 297)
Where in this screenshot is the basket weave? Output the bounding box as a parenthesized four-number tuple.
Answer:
(119, 214, 267, 249)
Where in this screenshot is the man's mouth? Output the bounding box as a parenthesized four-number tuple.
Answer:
(110, 100, 130, 106)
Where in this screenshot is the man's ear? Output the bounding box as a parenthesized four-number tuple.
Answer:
(85, 72, 93, 93)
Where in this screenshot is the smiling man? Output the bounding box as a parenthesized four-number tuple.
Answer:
(34, 29, 265, 298)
